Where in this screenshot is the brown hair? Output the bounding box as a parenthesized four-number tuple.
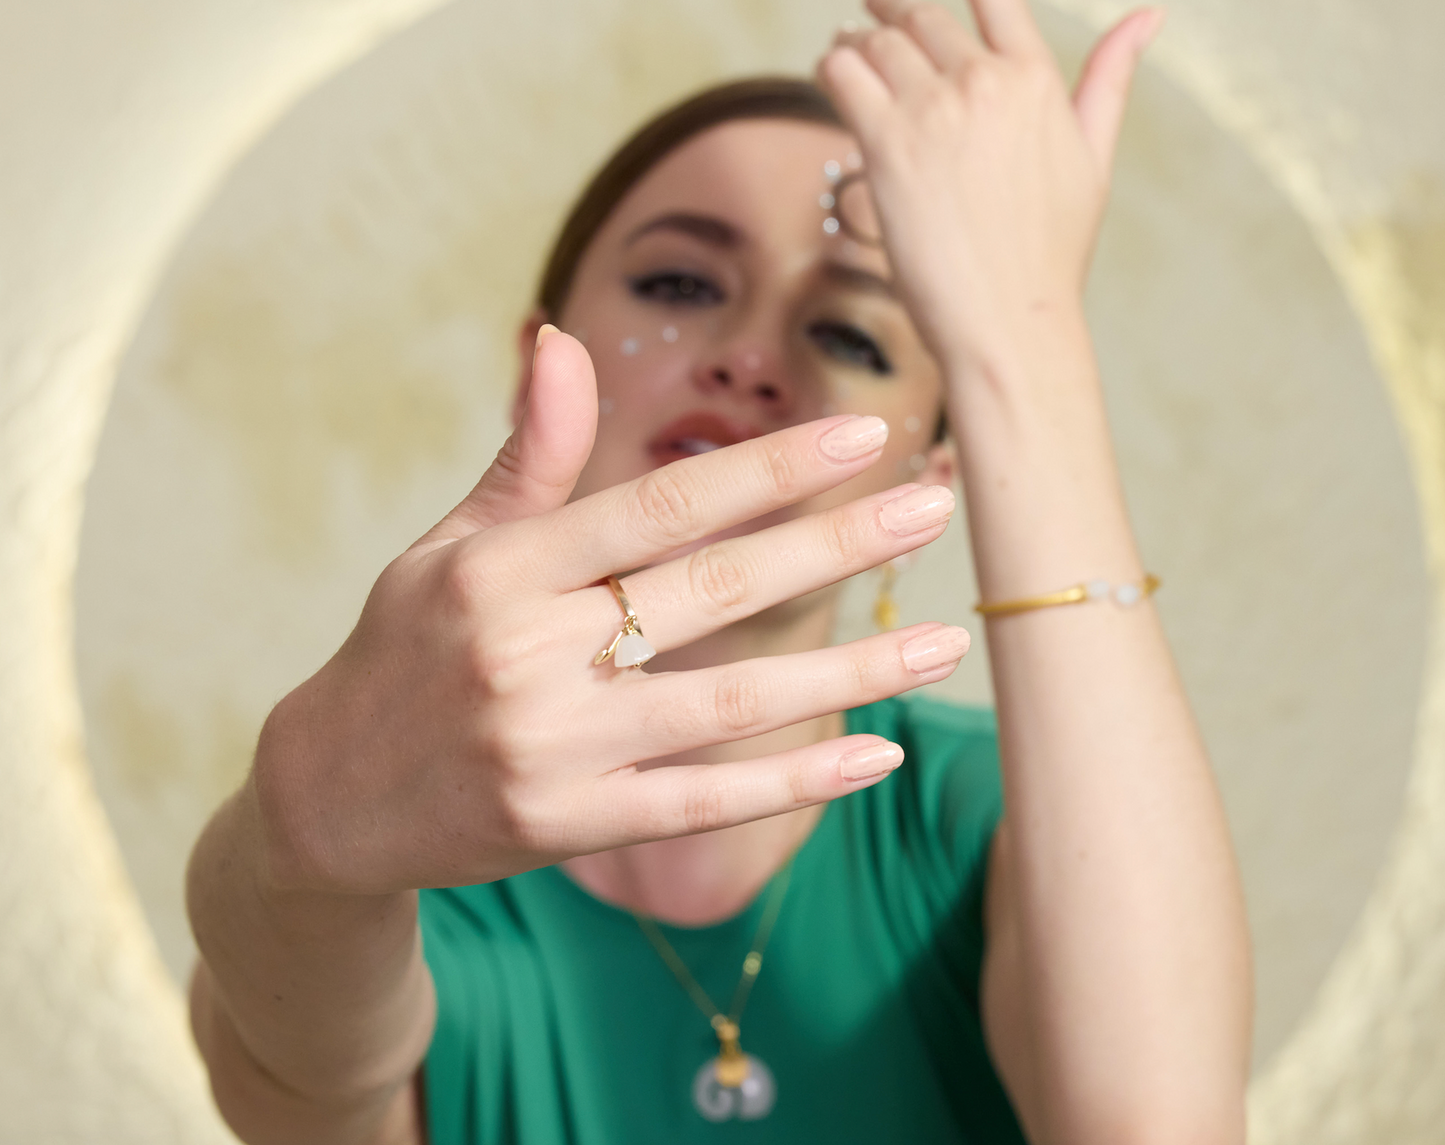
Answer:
(535, 76, 842, 320)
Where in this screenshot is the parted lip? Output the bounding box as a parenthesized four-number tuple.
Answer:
(646, 411, 764, 464)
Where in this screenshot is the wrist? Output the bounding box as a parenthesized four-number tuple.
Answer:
(938, 299, 1093, 399)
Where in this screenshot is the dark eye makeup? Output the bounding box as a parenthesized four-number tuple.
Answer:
(627, 270, 893, 376)
(627, 270, 726, 306)
(806, 319, 893, 376)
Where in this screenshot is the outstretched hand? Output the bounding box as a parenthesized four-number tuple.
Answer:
(251, 326, 967, 896)
(817, 0, 1162, 376)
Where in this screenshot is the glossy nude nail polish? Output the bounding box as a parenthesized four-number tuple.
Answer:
(879, 486, 955, 536)
(839, 742, 904, 781)
(819, 416, 889, 461)
(901, 625, 971, 675)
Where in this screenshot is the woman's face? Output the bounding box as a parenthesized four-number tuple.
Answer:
(537, 117, 951, 535)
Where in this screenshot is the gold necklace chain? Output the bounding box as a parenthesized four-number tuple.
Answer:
(633, 862, 793, 1087)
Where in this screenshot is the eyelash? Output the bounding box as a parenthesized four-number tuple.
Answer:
(627, 270, 725, 306)
(627, 271, 892, 375)
(807, 320, 893, 376)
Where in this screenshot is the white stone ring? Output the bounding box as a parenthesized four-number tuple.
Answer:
(593, 575, 657, 669)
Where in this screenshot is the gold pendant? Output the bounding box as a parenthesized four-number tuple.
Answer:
(711, 1018, 751, 1087)
(714, 1047, 750, 1088)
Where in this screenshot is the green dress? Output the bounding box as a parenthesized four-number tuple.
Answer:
(419, 695, 1027, 1144)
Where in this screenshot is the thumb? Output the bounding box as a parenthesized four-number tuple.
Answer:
(1073, 7, 1163, 172)
(422, 324, 598, 545)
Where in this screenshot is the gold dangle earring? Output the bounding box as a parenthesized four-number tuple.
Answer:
(873, 553, 918, 632)
(873, 561, 900, 632)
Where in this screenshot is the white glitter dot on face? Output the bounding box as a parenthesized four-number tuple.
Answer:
(904, 416, 922, 434)
(824, 159, 842, 181)
(661, 325, 679, 343)
(909, 453, 927, 472)
(822, 217, 841, 236)
(819, 192, 836, 209)
(846, 151, 863, 169)
(599, 397, 615, 415)
(620, 337, 640, 356)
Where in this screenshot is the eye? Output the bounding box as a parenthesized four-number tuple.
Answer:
(628, 270, 725, 306)
(807, 320, 893, 376)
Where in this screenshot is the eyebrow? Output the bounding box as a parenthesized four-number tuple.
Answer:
(625, 212, 744, 248)
(822, 261, 898, 300)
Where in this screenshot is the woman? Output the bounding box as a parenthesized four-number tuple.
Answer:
(186, 1, 1252, 1142)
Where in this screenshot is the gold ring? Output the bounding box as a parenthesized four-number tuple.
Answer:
(593, 575, 657, 668)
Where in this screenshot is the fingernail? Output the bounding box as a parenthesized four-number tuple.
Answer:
(534, 322, 558, 360)
(820, 415, 889, 461)
(1142, 7, 1166, 46)
(839, 742, 904, 781)
(879, 485, 955, 535)
(901, 625, 970, 675)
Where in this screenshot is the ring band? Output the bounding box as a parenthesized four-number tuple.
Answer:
(594, 575, 657, 668)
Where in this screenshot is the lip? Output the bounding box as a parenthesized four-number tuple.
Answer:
(646, 410, 764, 466)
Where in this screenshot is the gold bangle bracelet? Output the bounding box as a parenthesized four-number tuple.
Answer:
(973, 573, 1161, 618)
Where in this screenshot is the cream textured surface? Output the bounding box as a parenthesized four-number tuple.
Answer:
(3, 1, 1443, 1141)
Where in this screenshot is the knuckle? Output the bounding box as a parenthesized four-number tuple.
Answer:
(823, 508, 869, 567)
(439, 547, 488, 612)
(683, 780, 729, 834)
(687, 546, 754, 615)
(712, 671, 769, 737)
(761, 439, 807, 502)
(634, 467, 702, 546)
(785, 763, 812, 810)
(466, 632, 535, 696)
(850, 643, 891, 696)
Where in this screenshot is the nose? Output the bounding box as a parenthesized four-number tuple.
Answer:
(694, 343, 794, 416)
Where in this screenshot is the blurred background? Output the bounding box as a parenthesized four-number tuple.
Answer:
(3, 0, 1444, 1141)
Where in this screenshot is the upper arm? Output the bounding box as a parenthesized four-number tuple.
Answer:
(980, 817, 1046, 1145)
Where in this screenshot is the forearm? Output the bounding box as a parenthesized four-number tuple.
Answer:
(186, 774, 435, 1145)
(955, 314, 1251, 1139)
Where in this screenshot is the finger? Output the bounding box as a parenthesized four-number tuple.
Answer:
(866, 0, 986, 73)
(816, 45, 895, 143)
(593, 483, 955, 654)
(1074, 8, 1162, 169)
(604, 734, 907, 841)
(627, 623, 970, 759)
(960, 0, 1049, 57)
(481, 414, 891, 594)
(420, 325, 598, 546)
(857, 25, 943, 99)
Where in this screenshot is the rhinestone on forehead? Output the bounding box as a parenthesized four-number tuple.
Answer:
(620, 337, 640, 356)
(823, 159, 842, 182)
(661, 325, 679, 343)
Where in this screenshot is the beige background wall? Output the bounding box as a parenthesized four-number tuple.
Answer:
(4, 1, 1445, 1141)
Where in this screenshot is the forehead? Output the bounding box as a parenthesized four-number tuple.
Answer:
(600, 118, 865, 252)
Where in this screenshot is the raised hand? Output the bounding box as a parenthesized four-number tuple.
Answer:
(817, 0, 1162, 377)
(251, 326, 965, 896)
